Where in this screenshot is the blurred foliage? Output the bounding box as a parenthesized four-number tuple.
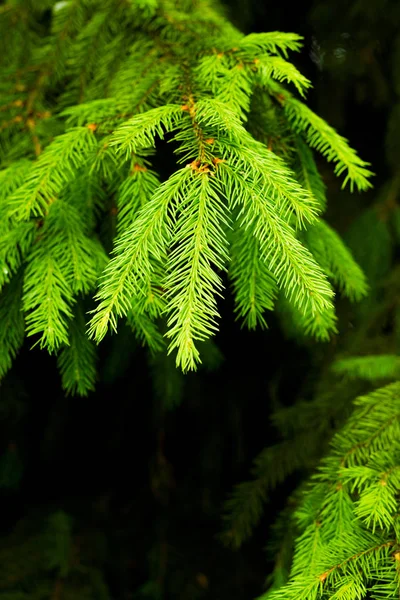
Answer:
(0, 511, 108, 600)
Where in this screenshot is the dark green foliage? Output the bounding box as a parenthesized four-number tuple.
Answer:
(220, 3, 400, 599)
(0, 510, 108, 599)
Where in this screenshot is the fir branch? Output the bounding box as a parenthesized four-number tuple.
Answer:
(127, 309, 166, 355)
(23, 251, 75, 351)
(0, 160, 32, 200)
(0, 161, 36, 288)
(270, 83, 373, 191)
(22, 199, 106, 351)
(8, 127, 98, 220)
(293, 137, 327, 211)
(163, 172, 230, 371)
(58, 4, 129, 105)
(0, 0, 374, 383)
(302, 219, 369, 302)
(262, 503, 297, 597)
(109, 104, 185, 157)
(61, 98, 124, 127)
(289, 520, 325, 579)
(0, 220, 36, 291)
(276, 291, 338, 341)
(211, 126, 320, 229)
(216, 64, 254, 120)
(263, 383, 400, 600)
(116, 160, 161, 234)
(228, 220, 278, 330)
(334, 382, 400, 466)
(89, 168, 191, 342)
(218, 162, 334, 322)
(238, 32, 304, 58)
(256, 55, 312, 97)
(332, 355, 400, 381)
(353, 467, 400, 532)
(0, 274, 25, 379)
(222, 479, 268, 550)
(194, 54, 254, 119)
(57, 306, 97, 396)
(44, 200, 108, 295)
(222, 434, 320, 549)
(108, 38, 166, 104)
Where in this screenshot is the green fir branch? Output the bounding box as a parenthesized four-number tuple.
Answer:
(257, 56, 312, 97)
(109, 104, 185, 157)
(0, 274, 25, 380)
(8, 127, 98, 220)
(238, 32, 304, 58)
(57, 306, 97, 396)
(332, 355, 400, 381)
(228, 221, 278, 330)
(218, 162, 334, 322)
(270, 83, 374, 191)
(163, 172, 230, 371)
(23, 250, 75, 352)
(22, 199, 106, 352)
(127, 309, 166, 355)
(116, 160, 161, 234)
(293, 137, 327, 211)
(266, 383, 400, 600)
(302, 219, 369, 302)
(89, 168, 190, 342)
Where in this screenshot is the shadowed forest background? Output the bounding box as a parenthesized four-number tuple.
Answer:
(0, 0, 399, 598)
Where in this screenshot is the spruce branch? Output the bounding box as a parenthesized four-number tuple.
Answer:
(0, 220, 36, 291)
(23, 251, 75, 351)
(194, 53, 254, 119)
(0, 274, 25, 380)
(222, 435, 319, 549)
(302, 219, 369, 302)
(256, 56, 312, 97)
(127, 309, 166, 355)
(116, 160, 161, 235)
(264, 383, 400, 600)
(61, 98, 125, 127)
(109, 104, 185, 157)
(0, 0, 374, 380)
(22, 199, 106, 351)
(293, 137, 327, 211)
(238, 32, 304, 58)
(228, 221, 278, 330)
(269, 83, 373, 192)
(276, 292, 338, 341)
(218, 162, 335, 321)
(212, 126, 320, 229)
(332, 355, 400, 381)
(0, 160, 32, 201)
(57, 305, 97, 396)
(44, 200, 107, 295)
(8, 127, 98, 220)
(89, 168, 191, 342)
(163, 171, 230, 371)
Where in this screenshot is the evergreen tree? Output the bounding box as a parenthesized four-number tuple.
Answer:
(1, 0, 398, 599)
